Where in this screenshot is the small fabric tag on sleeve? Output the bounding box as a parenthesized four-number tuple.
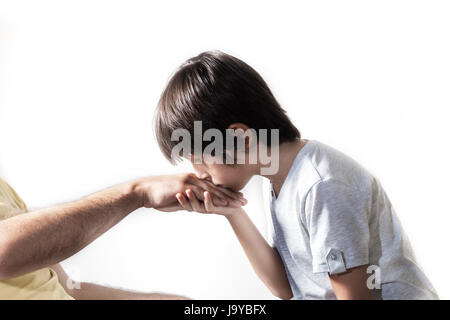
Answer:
(326, 248, 347, 275)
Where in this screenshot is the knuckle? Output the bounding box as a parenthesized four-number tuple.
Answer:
(181, 173, 193, 184)
(193, 187, 202, 196)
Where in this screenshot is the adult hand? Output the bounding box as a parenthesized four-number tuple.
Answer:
(176, 190, 246, 217)
(133, 173, 246, 211)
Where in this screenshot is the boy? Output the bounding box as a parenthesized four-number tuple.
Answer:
(154, 51, 438, 300)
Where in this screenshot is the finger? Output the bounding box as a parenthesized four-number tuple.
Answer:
(211, 196, 228, 206)
(200, 182, 231, 202)
(187, 184, 228, 206)
(203, 191, 215, 213)
(186, 185, 212, 202)
(186, 175, 244, 204)
(186, 189, 205, 213)
(186, 184, 227, 205)
(175, 193, 193, 212)
(187, 178, 232, 202)
(227, 199, 246, 208)
(204, 181, 247, 205)
(204, 180, 242, 201)
(200, 182, 246, 207)
(190, 182, 245, 207)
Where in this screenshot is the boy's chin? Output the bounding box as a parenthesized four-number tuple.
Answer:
(229, 182, 248, 192)
(218, 178, 250, 192)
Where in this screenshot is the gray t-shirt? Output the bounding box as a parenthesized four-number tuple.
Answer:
(265, 139, 438, 300)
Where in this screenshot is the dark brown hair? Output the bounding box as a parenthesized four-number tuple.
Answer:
(155, 50, 300, 164)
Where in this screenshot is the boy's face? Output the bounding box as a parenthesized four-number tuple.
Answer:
(190, 157, 256, 192)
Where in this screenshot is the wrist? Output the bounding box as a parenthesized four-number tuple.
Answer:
(224, 208, 245, 221)
(126, 179, 147, 209)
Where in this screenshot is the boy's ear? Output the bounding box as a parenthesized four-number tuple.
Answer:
(228, 123, 249, 131)
(228, 123, 251, 147)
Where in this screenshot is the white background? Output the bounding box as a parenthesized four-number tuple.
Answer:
(1, 0, 449, 299)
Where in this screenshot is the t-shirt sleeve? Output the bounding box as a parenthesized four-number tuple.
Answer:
(0, 178, 27, 220)
(0, 199, 25, 220)
(0, 201, 12, 220)
(305, 178, 371, 274)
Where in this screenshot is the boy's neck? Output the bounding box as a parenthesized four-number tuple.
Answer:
(261, 138, 308, 198)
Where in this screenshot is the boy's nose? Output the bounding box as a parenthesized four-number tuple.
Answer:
(194, 170, 211, 181)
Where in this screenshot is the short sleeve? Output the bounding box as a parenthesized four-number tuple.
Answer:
(0, 178, 27, 220)
(305, 178, 370, 274)
(0, 201, 12, 220)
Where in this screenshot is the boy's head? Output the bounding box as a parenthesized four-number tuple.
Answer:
(155, 50, 300, 191)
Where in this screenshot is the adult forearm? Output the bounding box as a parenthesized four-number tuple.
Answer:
(0, 181, 141, 279)
(225, 211, 293, 300)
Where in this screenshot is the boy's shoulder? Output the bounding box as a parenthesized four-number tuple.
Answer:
(289, 140, 375, 197)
